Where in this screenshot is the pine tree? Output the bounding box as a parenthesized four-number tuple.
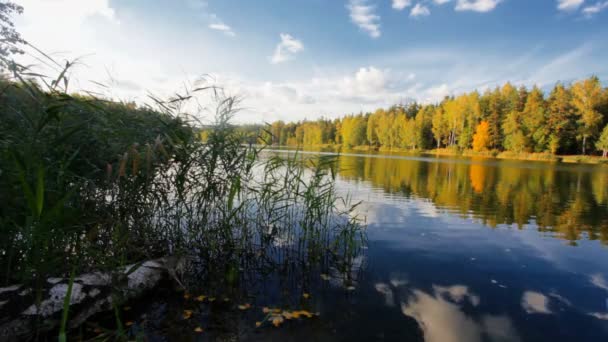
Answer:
(522, 86, 548, 152)
(547, 83, 576, 154)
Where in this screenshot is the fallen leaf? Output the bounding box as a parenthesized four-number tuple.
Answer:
(302, 293, 311, 299)
(125, 321, 134, 327)
(209, 297, 216, 302)
(184, 293, 191, 300)
(282, 311, 293, 319)
(194, 327, 204, 333)
(272, 316, 284, 327)
(123, 306, 131, 311)
(255, 321, 262, 328)
(262, 307, 270, 314)
(320, 274, 330, 281)
(183, 310, 193, 319)
(195, 295, 206, 302)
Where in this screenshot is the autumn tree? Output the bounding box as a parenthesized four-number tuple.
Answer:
(572, 76, 604, 155)
(597, 124, 608, 158)
(432, 106, 449, 148)
(472, 121, 491, 152)
(502, 110, 528, 153)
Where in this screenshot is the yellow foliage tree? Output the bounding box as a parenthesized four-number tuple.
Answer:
(472, 121, 491, 152)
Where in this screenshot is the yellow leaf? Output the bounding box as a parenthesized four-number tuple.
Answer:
(194, 327, 204, 333)
(302, 293, 311, 299)
(296, 310, 313, 318)
(272, 316, 284, 327)
(183, 293, 191, 300)
(320, 274, 330, 280)
(262, 307, 270, 313)
(123, 306, 131, 311)
(282, 311, 293, 320)
(125, 321, 134, 327)
(255, 321, 262, 328)
(195, 295, 206, 302)
(183, 310, 193, 319)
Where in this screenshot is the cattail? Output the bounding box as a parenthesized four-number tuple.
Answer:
(106, 163, 113, 181)
(145, 144, 153, 174)
(118, 152, 128, 178)
(130, 144, 140, 175)
(155, 136, 169, 160)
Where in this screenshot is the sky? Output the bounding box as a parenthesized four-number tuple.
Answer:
(12, 0, 608, 123)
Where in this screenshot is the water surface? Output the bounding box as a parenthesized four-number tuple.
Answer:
(265, 149, 608, 341)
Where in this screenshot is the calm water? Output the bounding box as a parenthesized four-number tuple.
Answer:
(260, 150, 608, 341)
(104, 150, 608, 342)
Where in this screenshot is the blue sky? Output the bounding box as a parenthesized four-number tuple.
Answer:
(14, 0, 608, 123)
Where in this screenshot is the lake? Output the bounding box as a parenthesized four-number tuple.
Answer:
(87, 150, 608, 342)
(260, 149, 608, 341)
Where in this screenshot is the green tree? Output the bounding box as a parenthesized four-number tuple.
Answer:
(522, 86, 548, 152)
(547, 83, 576, 154)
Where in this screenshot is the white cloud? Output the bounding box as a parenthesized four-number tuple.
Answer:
(557, 0, 585, 11)
(582, 1, 608, 15)
(401, 286, 520, 342)
(433, 0, 452, 4)
(352, 66, 388, 93)
(411, 4, 431, 17)
(521, 291, 553, 314)
(270, 33, 304, 64)
(347, 0, 381, 38)
(455, 0, 502, 12)
(208, 23, 235, 37)
(392, 0, 413, 10)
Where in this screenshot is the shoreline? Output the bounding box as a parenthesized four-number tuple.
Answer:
(270, 145, 608, 165)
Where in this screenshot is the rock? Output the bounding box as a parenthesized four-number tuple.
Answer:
(0, 257, 179, 340)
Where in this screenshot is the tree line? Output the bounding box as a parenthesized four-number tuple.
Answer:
(257, 77, 608, 157)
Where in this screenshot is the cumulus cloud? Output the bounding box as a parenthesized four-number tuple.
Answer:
(411, 4, 431, 17)
(582, 1, 608, 16)
(433, 0, 452, 4)
(557, 0, 585, 11)
(347, 0, 381, 38)
(521, 291, 553, 314)
(270, 33, 304, 64)
(209, 23, 235, 37)
(392, 0, 413, 10)
(401, 285, 520, 342)
(455, 0, 502, 12)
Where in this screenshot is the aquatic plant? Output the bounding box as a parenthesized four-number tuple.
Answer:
(0, 55, 365, 339)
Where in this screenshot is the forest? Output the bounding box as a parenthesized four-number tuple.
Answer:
(257, 77, 608, 158)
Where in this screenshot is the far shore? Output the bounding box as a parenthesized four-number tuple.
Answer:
(267, 145, 608, 165)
